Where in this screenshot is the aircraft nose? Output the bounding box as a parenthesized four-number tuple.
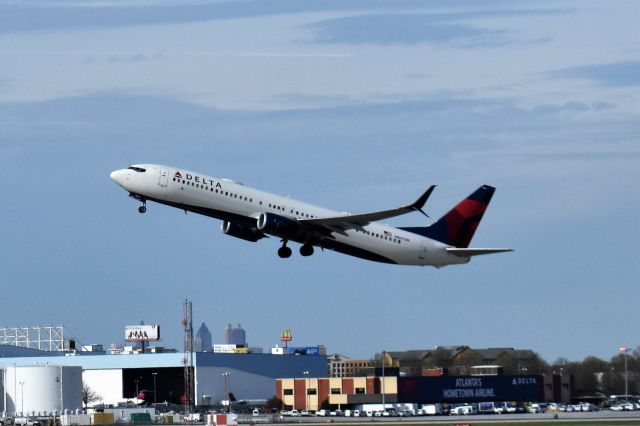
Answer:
(110, 169, 128, 186)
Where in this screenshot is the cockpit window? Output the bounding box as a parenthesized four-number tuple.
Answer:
(127, 166, 146, 173)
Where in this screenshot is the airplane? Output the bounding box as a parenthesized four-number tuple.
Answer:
(222, 394, 267, 409)
(110, 164, 512, 267)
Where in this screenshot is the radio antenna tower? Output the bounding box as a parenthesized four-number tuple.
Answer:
(182, 299, 194, 412)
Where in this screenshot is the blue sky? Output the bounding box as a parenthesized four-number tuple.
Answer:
(0, 0, 638, 364)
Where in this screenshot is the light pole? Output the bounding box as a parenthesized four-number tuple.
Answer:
(135, 378, 141, 402)
(152, 372, 158, 405)
(381, 351, 386, 411)
(303, 371, 309, 412)
(619, 346, 630, 403)
(228, 373, 232, 412)
(222, 372, 230, 412)
(18, 381, 25, 415)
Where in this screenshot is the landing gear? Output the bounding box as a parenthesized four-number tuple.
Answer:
(300, 244, 314, 257)
(278, 247, 292, 258)
(278, 245, 292, 258)
(138, 203, 147, 214)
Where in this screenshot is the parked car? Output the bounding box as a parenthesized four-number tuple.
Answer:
(421, 404, 444, 415)
(496, 402, 517, 413)
(527, 403, 548, 413)
(450, 404, 473, 415)
(580, 403, 599, 412)
(13, 419, 40, 426)
(547, 402, 562, 412)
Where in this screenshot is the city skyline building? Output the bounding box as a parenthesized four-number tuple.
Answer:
(195, 322, 212, 352)
(224, 323, 246, 346)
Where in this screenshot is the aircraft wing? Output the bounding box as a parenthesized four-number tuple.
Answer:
(446, 248, 513, 257)
(299, 185, 436, 234)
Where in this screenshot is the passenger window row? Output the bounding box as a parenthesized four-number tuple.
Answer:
(356, 228, 402, 244)
(173, 177, 254, 203)
(171, 177, 400, 243)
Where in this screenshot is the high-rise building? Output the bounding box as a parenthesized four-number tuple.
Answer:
(195, 322, 212, 352)
(224, 323, 246, 346)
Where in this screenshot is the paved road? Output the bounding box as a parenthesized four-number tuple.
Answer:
(261, 411, 640, 424)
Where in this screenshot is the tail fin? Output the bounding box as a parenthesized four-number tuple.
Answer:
(400, 185, 495, 248)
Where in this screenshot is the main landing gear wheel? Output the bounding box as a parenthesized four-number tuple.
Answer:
(300, 244, 314, 257)
(278, 246, 292, 258)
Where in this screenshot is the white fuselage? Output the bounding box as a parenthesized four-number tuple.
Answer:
(111, 164, 469, 267)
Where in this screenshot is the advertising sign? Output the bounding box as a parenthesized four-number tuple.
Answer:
(398, 375, 543, 403)
(125, 324, 160, 341)
(286, 346, 320, 356)
(214, 344, 248, 354)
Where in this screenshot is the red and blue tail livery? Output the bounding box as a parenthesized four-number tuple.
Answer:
(400, 185, 495, 248)
(111, 164, 512, 267)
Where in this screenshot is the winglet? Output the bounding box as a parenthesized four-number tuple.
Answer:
(411, 185, 436, 218)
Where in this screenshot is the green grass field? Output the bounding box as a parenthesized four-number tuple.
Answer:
(444, 422, 640, 425)
(307, 420, 640, 426)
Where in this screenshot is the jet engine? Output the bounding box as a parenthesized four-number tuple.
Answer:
(221, 221, 265, 242)
(256, 212, 301, 240)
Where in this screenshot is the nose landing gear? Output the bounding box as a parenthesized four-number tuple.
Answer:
(138, 200, 147, 214)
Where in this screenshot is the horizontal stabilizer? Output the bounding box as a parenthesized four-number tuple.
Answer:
(446, 248, 513, 257)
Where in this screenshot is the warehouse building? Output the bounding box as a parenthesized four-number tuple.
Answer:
(0, 345, 326, 413)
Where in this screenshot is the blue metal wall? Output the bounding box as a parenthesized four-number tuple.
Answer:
(194, 352, 327, 404)
(398, 375, 544, 403)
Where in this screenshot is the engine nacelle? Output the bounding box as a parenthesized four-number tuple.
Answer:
(221, 221, 265, 242)
(256, 212, 301, 240)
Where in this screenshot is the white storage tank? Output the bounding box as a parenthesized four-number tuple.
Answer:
(2, 365, 82, 415)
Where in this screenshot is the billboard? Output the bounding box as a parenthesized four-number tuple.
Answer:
(398, 375, 543, 403)
(125, 325, 160, 341)
(213, 344, 248, 354)
(286, 346, 320, 356)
